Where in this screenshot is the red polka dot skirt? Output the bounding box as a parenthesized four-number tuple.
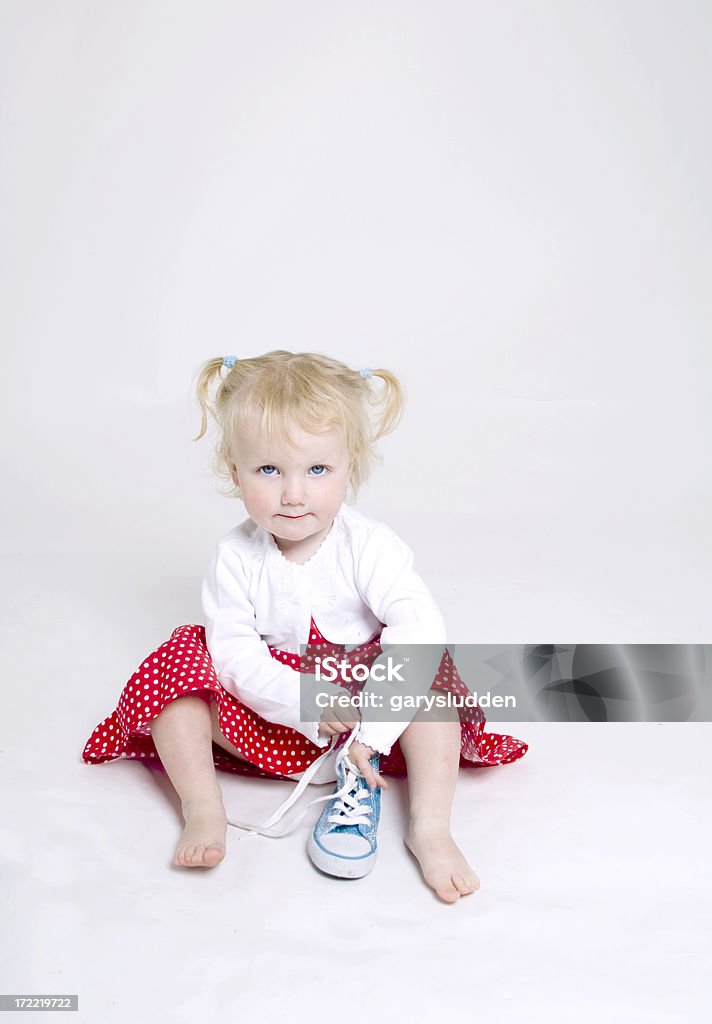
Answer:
(82, 618, 528, 778)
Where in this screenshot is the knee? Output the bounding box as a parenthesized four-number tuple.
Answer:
(148, 693, 212, 730)
(411, 685, 460, 725)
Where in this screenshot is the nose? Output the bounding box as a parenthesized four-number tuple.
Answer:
(281, 476, 306, 507)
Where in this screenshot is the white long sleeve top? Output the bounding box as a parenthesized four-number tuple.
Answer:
(200, 502, 447, 755)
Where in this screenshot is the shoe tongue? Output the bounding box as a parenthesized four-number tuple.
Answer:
(335, 762, 370, 833)
(332, 749, 378, 837)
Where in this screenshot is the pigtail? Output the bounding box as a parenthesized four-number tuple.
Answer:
(365, 368, 406, 442)
(191, 357, 229, 442)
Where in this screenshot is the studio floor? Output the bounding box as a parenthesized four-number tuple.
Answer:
(1, 552, 710, 1023)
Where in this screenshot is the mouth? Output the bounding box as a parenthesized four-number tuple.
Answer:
(278, 514, 309, 519)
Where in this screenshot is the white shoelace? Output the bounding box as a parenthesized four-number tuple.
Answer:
(324, 754, 373, 828)
(226, 723, 365, 840)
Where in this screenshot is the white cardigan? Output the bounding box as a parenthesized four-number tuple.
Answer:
(201, 502, 447, 755)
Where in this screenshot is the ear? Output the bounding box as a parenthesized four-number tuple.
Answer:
(229, 461, 240, 487)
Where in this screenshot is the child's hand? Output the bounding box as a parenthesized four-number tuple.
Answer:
(345, 741, 389, 791)
(317, 689, 361, 738)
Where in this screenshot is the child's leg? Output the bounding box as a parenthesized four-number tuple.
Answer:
(148, 695, 228, 869)
(398, 713, 481, 903)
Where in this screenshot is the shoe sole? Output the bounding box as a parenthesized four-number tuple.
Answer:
(307, 832, 378, 879)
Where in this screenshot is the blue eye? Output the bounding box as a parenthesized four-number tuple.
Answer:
(257, 464, 329, 477)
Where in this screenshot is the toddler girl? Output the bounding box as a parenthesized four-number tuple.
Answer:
(82, 350, 527, 903)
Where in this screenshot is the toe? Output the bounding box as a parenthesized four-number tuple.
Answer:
(436, 878, 461, 903)
(453, 873, 476, 896)
(203, 843, 225, 866)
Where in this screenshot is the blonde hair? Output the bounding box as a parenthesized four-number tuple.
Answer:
(192, 350, 405, 504)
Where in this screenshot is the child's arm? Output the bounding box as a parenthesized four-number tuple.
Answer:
(353, 522, 448, 755)
(201, 541, 332, 749)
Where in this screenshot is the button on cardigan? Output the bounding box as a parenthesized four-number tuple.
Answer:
(201, 502, 447, 755)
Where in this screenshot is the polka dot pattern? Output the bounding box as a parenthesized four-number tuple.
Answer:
(81, 619, 528, 779)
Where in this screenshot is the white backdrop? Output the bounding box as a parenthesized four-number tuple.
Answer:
(1, 6, 711, 1022)
(2, 0, 710, 639)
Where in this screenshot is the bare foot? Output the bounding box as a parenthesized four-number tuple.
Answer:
(174, 798, 228, 868)
(405, 822, 480, 903)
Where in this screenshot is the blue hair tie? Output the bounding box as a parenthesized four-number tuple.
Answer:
(359, 367, 372, 378)
(223, 355, 238, 368)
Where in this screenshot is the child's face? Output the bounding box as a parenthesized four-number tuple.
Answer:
(228, 415, 352, 556)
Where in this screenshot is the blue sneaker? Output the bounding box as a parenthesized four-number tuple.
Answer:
(307, 739, 382, 879)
